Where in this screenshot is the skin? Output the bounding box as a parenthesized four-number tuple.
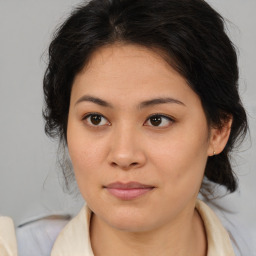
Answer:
(67, 44, 231, 256)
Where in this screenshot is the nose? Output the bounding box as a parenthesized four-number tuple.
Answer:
(107, 125, 146, 170)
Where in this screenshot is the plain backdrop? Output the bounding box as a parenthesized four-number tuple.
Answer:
(0, 0, 255, 239)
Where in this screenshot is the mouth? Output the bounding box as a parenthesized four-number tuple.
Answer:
(103, 182, 155, 200)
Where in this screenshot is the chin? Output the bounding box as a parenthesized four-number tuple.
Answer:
(104, 209, 156, 233)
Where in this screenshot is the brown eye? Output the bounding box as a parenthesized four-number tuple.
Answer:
(149, 116, 162, 126)
(144, 114, 174, 127)
(90, 114, 102, 125)
(84, 114, 109, 126)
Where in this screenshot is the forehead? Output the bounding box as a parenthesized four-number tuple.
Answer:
(80, 44, 177, 83)
(71, 43, 200, 109)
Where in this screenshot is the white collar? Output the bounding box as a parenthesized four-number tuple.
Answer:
(0, 216, 17, 256)
(195, 200, 235, 256)
(51, 204, 94, 256)
(51, 200, 235, 256)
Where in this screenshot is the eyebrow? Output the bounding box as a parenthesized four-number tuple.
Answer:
(75, 95, 185, 108)
(75, 95, 113, 108)
(139, 97, 186, 109)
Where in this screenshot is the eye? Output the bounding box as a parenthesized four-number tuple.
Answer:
(144, 114, 174, 127)
(83, 113, 110, 127)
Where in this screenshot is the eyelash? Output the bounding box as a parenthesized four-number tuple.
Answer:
(82, 113, 175, 128)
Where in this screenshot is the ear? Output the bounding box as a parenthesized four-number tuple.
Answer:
(207, 117, 232, 156)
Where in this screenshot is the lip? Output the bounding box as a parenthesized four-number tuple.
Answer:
(104, 182, 155, 200)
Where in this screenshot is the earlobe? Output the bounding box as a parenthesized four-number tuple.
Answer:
(208, 118, 232, 156)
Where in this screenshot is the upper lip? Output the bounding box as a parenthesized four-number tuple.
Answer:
(104, 182, 154, 189)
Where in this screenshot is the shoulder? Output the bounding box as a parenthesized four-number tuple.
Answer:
(196, 200, 236, 256)
(199, 199, 255, 256)
(0, 216, 17, 256)
(16, 215, 70, 256)
(50, 205, 94, 256)
(16, 206, 91, 256)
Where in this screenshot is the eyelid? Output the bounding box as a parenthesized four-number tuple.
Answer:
(81, 112, 100, 120)
(145, 113, 175, 121)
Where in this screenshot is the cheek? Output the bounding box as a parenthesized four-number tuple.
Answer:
(68, 140, 104, 203)
(67, 118, 102, 167)
(67, 124, 102, 190)
(149, 127, 209, 191)
(68, 139, 102, 177)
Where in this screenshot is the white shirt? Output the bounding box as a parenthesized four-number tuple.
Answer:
(51, 200, 235, 256)
(0, 216, 17, 256)
(16, 199, 255, 255)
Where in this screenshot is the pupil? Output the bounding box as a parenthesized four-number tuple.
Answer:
(91, 115, 101, 125)
(150, 116, 161, 126)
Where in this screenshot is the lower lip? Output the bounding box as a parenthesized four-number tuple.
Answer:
(106, 188, 154, 200)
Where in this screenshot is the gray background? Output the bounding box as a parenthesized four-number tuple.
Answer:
(0, 0, 255, 236)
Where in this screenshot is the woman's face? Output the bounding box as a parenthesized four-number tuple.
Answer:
(67, 44, 214, 232)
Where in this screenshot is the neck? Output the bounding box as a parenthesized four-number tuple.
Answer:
(90, 205, 207, 256)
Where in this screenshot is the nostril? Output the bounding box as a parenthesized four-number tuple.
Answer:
(110, 161, 138, 169)
(111, 162, 118, 167)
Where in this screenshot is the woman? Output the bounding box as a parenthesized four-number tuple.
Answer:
(42, 0, 248, 255)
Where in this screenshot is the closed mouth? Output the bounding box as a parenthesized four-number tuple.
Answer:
(104, 182, 155, 200)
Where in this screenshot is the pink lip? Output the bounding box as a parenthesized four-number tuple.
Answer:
(104, 182, 155, 200)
